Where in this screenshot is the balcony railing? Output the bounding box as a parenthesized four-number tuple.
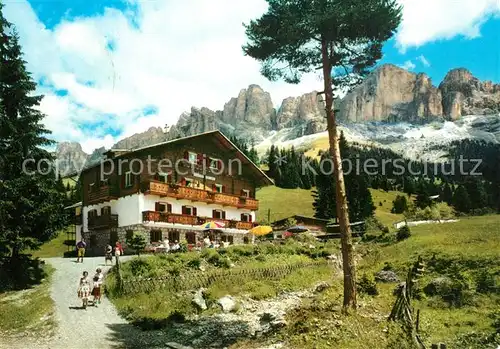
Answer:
(141, 180, 259, 210)
(142, 211, 258, 230)
(88, 185, 120, 205)
(88, 214, 119, 230)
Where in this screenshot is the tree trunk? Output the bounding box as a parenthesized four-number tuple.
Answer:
(320, 38, 357, 310)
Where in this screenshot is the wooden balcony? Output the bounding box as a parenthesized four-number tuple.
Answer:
(88, 185, 120, 205)
(141, 180, 259, 210)
(142, 211, 258, 230)
(142, 211, 201, 225)
(88, 214, 118, 230)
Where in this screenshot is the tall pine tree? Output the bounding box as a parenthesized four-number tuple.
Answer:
(0, 6, 68, 263)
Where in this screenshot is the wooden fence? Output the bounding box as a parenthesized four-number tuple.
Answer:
(118, 260, 330, 295)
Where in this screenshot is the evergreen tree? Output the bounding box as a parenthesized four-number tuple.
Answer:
(441, 182, 454, 204)
(415, 179, 432, 209)
(243, 0, 402, 311)
(403, 177, 416, 197)
(464, 177, 488, 211)
(391, 195, 408, 214)
(453, 185, 471, 213)
(0, 7, 68, 264)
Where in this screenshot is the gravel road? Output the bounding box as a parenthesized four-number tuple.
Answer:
(0, 256, 167, 349)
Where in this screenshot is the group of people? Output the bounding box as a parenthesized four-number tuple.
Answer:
(75, 238, 124, 264)
(77, 268, 103, 309)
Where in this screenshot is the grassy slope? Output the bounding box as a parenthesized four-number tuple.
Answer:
(0, 265, 56, 339)
(256, 185, 405, 228)
(29, 230, 73, 259)
(270, 215, 500, 349)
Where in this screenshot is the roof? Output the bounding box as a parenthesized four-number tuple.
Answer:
(64, 201, 82, 209)
(81, 130, 274, 186)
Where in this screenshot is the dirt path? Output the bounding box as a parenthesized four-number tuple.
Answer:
(0, 256, 163, 349)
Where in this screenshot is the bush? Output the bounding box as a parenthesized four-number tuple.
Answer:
(396, 226, 411, 241)
(357, 273, 378, 295)
(126, 232, 147, 256)
(128, 258, 151, 276)
(475, 269, 497, 293)
(391, 195, 408, 214)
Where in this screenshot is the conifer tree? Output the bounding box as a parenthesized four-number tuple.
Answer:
(243, 0, 402, 310)
(453, 185, 471, 213)
(0, 6, 67, 263)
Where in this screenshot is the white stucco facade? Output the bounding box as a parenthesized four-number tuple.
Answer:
(83, 193, 256, 232)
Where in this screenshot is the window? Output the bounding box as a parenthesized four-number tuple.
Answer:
(155, 202, 172, 213)
(209, 158, 220, 170)
(125, 171, 133, 188)
(241, 189, 250, 198)
(188, 152, 197, 164)
(157, 172, 170, 183)
(227, 235, 234, 244)
(101, 206, 111, 215)
(185, 178, 193, 187)
(241, 213, 252, 222)
(101, 178, 109, 186)
(212, 209, 225, 219)
(185, 232, 196, 244)
(150, 229, 162, 243)
(168, 230, 180, 242)
(214, 184, 223, 193)
(126, 230, 134, 241)
(89, 183, 95, 193)
(182, 205, 196, 216)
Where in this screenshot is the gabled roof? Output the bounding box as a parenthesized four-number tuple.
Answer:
(82, 130, 274, 187)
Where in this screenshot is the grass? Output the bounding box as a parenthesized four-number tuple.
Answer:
(29, 229, 74, 258)
(246, 215, 500, 349)
(256, 186, 315, 222)
(303, 134, 329, 159)
(255, 185, 407, 229)
(106, 241, 337, 327)
(0, 264, 56, 338)
(369, 189, 406, 229)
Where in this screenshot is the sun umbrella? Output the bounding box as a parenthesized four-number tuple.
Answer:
(198, 221, 225, 229)
(248, 225, 273, 236)
(286, 225, 309, 233)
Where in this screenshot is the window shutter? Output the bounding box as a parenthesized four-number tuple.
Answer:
(212, 184, 216, 192)
(155, 202, 160, 211)
(154, 173, 159, 181)
(184, 151, 188, 160)
(193, 207, 197, 216)
(217, 159, 223, 170)
(240, 213, 244, 221)
(240, 189, 244, 196)
(222, 185, 226, 193)
(249, 214, 252, 222)
(181, 206, 186, 215)
(197, 153, 203, 165)
(167, 203, 172, 213)
(180, 177, 186, 186)
(222, 211, 226, 219)
(212, 209, 216, 218)
(121, 174, 125, 188)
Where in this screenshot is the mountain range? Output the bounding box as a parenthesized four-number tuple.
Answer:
(55, 64, 500, 175)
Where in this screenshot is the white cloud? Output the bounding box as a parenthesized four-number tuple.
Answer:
(3, 0, 324, 153)
(417, 55, 431, 67)
(399, 60, 416, 71)
(4, 0, 499, 152)
(396, 0, 500, 51)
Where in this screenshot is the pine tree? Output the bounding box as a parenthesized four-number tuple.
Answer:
(441, 182, 454, 204)
(453, 185, 471, 213)
(464, 177, 488, 211)
(0, 7, 68, 265)
(243, 0, 402, 310)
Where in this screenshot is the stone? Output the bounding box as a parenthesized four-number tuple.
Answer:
(165, 342, 193, 349)
(375, 270, 400, 283)
(192, 288, 207, 311)
(217, 296, 237, 313)
(313, 281, 331, 293)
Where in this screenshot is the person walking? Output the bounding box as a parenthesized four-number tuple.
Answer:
(114, 241, 124, 264)
(77, 271, 91, 309)
(91, 268, 104, 307)
(104, 244, 113, 265)
(76, 238, 86, 263)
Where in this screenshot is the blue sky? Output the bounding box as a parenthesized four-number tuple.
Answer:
(3, 0, 500, 152)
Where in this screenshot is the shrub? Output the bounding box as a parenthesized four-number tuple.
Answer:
(186, 257, 202, 269)
(391, 195, 408, 214)
(475, 269, 497, 293)
(126, 232, 147, 256)
(128, 258, 151, 276)
(357, 273, 378, 295)
(396, 226, 411, 241)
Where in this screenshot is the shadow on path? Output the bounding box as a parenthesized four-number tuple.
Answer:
(105, 316, 252, 349)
